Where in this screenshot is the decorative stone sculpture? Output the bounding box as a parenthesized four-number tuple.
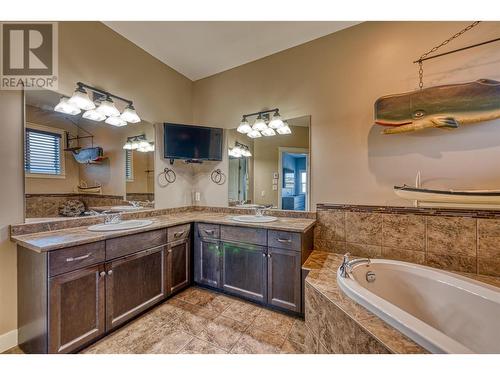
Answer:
(59, 200, 86, 217)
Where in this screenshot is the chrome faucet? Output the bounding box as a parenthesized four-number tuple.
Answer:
(339, 253, 371, 278)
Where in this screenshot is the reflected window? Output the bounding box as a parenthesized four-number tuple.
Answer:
(25, 124, 65, 177)
(125, 150, 134, 181)
(300, 171, 307, 194)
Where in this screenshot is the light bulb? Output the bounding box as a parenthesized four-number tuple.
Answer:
(261, 127, 276, 136)
(97, 97, 120, 117)
(252, 116, 267, 132)
(130, 141, 140, 150)
(54, 97, 81, 115)
(237, 118, 252, 134)
(247, 129, 262, 138)
(120, 104, 141, 123)
(268, 112, 284, 129)
(123, 143, 133, 150)
(241, 148, 252, 157)
(105, 116, 127, 127)
(68, 86, 95, 110)
(82, 109, 106, 122)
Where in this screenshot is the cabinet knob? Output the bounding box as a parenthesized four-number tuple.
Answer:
(262, 253, 266, 257)
(99, 271, 106, 278)
(268, 254, 272, 258)
(107, 270, 113, 276)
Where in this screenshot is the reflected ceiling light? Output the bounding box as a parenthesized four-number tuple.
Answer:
(105, 116, 127, 127)
(237, 117, 252, 134)
(54, 97, 81, 115)
(123, 134, 154, 152)
(68, 86, 96, 110)
(268, 110, 284, 129)
(123, 142, 133, 150)
(137, 142, 154, 152)
(277, 121, 292, 134)
(120, 104, 141, 123)
(252, 115, 268, 132)
(261, 127, 276, 137)
(82, 109, 106, 122)
(247, 129, 262, 138)
(228, 147, 242, 158)
(229, 141, 252, 158)
(97, 97, 120, 117)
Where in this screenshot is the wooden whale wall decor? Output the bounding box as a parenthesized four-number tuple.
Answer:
(374, 79, 500, 134)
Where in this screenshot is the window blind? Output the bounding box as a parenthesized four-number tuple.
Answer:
(25, 128, 62, 175)
(125, 150, 133, 181)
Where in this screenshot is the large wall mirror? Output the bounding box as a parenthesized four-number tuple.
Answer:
(24, 89, 155, 221)
(227, 115, 310, 211)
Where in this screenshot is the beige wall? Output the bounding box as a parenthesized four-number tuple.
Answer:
(126, 150, 154, 194)
(193, 21, 500, 208)
(0, 21, 194, 341)
(253, 125, 309, 207)
(0, 91, 23, 346)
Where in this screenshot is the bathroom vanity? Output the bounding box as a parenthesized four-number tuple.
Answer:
(12, 211, 315, 354)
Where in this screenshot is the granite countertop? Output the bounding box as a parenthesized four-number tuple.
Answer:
(11, 212, 316, 253)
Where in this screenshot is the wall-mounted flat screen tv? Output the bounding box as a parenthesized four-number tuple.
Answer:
(163, 123, 223, 161)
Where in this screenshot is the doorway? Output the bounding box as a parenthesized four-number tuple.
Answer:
(278, 147, 309, 211)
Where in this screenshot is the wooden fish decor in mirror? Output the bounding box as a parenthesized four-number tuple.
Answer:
(374, 79, 500, 134)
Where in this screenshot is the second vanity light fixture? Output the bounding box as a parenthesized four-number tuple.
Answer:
(54, 82, 141, 127)
(123, 134, 154, 152)
(228, 141, 252, 158)
(237, 108, 292, 138)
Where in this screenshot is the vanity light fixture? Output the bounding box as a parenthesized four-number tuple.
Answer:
(123, 134, 154, 152)
(237, 117, 252, 134)
(54, 97, 81, 115)
(68, 85, 96, 110)
(277, 121, 292, 134)
(229, 141, 252, 158)
(57, 82, 142, 126)
(238, 108, 291, 138)
(82, 109, 106, 122)
(105, 115, 127, 127)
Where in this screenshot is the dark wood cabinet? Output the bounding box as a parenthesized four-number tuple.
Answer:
(267, 247, 302, 312)
(221, 241, 267, 303)
(105, 246, 165, 330)
(48, 264, 105, 354)
(194, 237, 221, 288)
(166, 238, 190, 296)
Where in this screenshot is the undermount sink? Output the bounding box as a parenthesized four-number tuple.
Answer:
(87, 219, 153, 232)
(109, 205, 143, 212)
(231, 215, 278, 223)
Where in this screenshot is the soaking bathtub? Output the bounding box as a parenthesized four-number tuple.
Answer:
(336, 259, 500, 354)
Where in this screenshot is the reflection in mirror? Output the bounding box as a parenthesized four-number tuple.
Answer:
(24, 89, 155, 222)
(227, 115, 310, 211)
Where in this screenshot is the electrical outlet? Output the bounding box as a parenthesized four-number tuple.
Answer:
(261, 190, 265, 197)
(272, 185, 277, 191)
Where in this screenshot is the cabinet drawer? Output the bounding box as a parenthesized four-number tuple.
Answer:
(168, 224, 191, 243)
(197, 223, 220, 239)
(221, 225, 267, 246)
(49, 241, 105, 277)
(268, 230, 301, 251)
(106, 229, 167, 260)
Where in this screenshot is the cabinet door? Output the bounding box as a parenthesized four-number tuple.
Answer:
(49, 264, 105, 353)
(267, 247, 301, 312)
(194, 237, 221, 289)
(105, 246, 165, 330)
(221, 241, 267, 303)
(166, 239, 190, 296)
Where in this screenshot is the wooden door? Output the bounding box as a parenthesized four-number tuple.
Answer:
(221, 241, 267, 303)
(194, 237, 221, 289)
(105, 246, 165, 330)
(48, 263, 105, 353)
(267, 247, 301, 312)
(166, 238, 190, 296)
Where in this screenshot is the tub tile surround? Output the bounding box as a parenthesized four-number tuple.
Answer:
(303, 251, 427, 354)
(314, 205, 500, 277)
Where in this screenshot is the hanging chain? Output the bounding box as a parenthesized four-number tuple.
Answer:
(417, 21, 481, 89)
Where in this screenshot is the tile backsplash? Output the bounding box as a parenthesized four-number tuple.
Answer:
(314, 204, 500, 277)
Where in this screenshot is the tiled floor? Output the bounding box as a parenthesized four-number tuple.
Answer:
(81, 287, 306, 354)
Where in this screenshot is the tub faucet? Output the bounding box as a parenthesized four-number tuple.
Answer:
(339, 253, 371, 278)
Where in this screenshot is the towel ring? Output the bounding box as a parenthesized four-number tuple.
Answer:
(158, 167, 176, 187)
(210, 169, 226, 185)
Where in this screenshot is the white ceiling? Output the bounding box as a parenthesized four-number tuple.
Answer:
(104, 21, 359, 81)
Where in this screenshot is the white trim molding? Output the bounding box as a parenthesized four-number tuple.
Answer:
(0, 329, 18, 353)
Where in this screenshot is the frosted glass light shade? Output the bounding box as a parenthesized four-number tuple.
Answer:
(268, 114, 284, 129)
(261, 127, 276, 136)
(120, 105, 141, 123)
(105, 116, 127, 127)
(247, 129, 262, 138)
(277, 124, 292, 134)
(252, 118, 267, 132)
(54, 97, 81, 115)
(68, 88, 96, 110)
(237, 119, 252, 134)
(97, 98, 120, 117)
(82, 109, 106, 122)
